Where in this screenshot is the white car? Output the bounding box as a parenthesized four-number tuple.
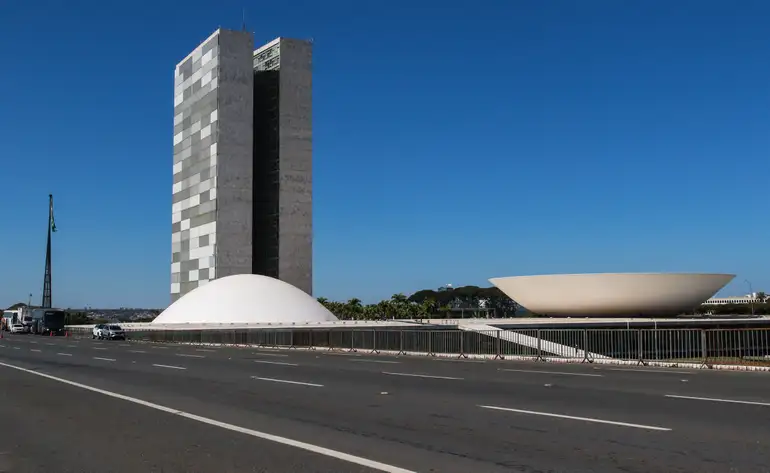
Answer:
(93, 324, 126, 340)
(10, 324, 26, 334)
(92, 324, 106, 339)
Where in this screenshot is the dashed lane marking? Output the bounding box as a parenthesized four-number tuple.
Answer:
(382, 371, 463, 381)
(479, 405, 672, 431)
(665, 394, 770, 407)
(602, 367, 696, 375)
(499, 368, 603, 378)
(253, 360, 298, 367)
(251, 376, 323, 387)
(349, 359, 400, 364)
(152, 364, 186, 370)
(434, 359, 486, 363)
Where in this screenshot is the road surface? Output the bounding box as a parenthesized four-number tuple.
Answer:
(0, 334, 769, 472)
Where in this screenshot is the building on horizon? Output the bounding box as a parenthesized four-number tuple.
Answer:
(171, 29, 313, 304)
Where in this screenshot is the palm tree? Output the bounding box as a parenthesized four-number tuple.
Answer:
(421, 299, 437, 316)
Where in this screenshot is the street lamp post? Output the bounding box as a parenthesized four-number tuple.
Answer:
(745, 279, 755, 316)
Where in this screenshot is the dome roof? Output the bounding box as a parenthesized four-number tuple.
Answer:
(490, 272, 734, 317)
(154, 274, 338, 324)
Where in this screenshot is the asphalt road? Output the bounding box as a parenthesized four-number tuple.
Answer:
(0, 334, 769, 472)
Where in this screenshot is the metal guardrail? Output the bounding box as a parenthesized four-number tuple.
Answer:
(64, 327, 770, 367)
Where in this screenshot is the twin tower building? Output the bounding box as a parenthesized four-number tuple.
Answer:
(171, 29, 313, 303)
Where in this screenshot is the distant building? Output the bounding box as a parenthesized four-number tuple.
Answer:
(702, 293, 762, 305)
(171, 29, 313, 303)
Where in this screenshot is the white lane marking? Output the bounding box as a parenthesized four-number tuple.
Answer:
(434, 359, 486, 363)
(129, 350, 147, 354)
(0, 361, 415, 473)
(382, 371, 463, 381)
(92, 343, 103, 345)
(152, 364, 186, 370)
(45, 343, 55, 346)
(57, 353, 72, 357)
(253, 360, 298, 367)
(151, 346, 169, 349)
(349, 359, 400, 364)
(66, 345, 77, 348)
(93, 347, 108, 351)
(176, 354, 205, 358)
(29, 341, 38, 344)
(196, 349, 216, 353)
(499, 368, 603, 378)
(665, 394, 770, 407)
(604, 368, 695, 375)
(0, 345, 5, 348)
(252, 352, 289, 358)
(93, 357, 116, 362)
(119, 344, 130, 347)
(12, 347, 19, 350)
(479, 405, 672, 431)
(30, 349, 41, 353)
(251, 376, 323, 387)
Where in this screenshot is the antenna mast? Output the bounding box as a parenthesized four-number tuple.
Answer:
(41, 194, 54, 308)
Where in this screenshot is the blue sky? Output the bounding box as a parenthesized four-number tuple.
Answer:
(1, 0, 768, 309)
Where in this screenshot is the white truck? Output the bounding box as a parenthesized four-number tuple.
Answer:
(1, 310, 17, 331)
(2, 307, 32, 332)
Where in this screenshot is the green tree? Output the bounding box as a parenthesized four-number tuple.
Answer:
(316, 284, 521, 320)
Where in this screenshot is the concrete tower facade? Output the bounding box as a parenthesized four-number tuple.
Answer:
(251, 37, 313, 298)
(171, 30, 312, 303)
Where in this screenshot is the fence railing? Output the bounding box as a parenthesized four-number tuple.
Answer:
(65, 327, 770, 367)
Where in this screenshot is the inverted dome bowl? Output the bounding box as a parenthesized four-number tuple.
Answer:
(489, 272, 734, 317)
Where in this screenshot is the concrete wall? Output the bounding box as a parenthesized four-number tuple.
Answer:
(214, 30, 255, 279)
(277, 39, 313, 296)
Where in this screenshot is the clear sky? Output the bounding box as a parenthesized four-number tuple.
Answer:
(1, 0, 768, 309)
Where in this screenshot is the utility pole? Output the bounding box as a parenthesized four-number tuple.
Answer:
(745, 279, 754, 317)
(42, 194, 55, 309)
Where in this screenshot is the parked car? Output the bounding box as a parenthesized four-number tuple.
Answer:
(93, 324, 125, 340)
(10, 324, 26, 334)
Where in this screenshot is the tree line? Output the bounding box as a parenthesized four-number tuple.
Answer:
(317, 285, 521, 320)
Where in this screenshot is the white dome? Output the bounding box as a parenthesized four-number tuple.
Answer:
(154, 274, 338, 324)
(490, 272, 734, 317)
